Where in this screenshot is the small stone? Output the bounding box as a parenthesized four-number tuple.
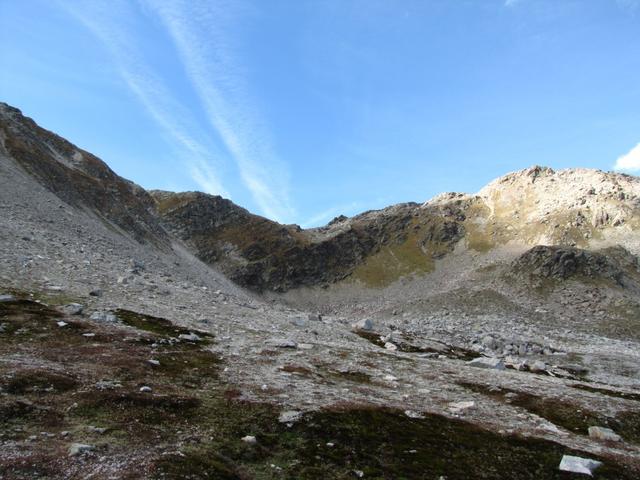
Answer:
(384, 342, 398, 351)
(404, 410, 424, 419)
(82, 333, 95, 337)
(90, 311, 118, 323)
(353, 470, 364, 478)
(69, 443, 94, 456)
(89, 289, 102, 297)
(57, 321, 68, 328)
(95, 380, 122, 390)
(60, 431, 70, 437)
(326, 442, 335, 447)
(139, 386, 152, 393)
(588, 426, 622, 442)
(308, 313, 322, 322)
(529, 360, 547, 373)
(383, 374, 398, 382)
(116, 276, 128, 285)
(0, 294, 15, 302)
(147, 359, 160, 366)
(241, 435, 257, 444)
(448, 401, 475, 413)
(278, 410, 303, 424)
(178, 333, 201, 342)
(62, 303, 84, 315)
(558, 455, 602, 475)
(468, 357, 505, 370)
(353, 319, 373, 331)
(297, 343, 314, 350)
(290, 316, 307, 327)
(88, 426, 107, 434)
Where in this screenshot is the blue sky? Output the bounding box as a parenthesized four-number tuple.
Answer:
(1, 0, 639, 226)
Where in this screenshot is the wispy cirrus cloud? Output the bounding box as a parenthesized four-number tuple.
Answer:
(56, 0, 230, 198)
(301, 202, 362, 229)
(142, 0, 295, 223)
(614, 143, 640, 172)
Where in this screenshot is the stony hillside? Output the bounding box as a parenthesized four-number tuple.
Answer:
(152, 167, 640, 292)
(0, 103, 169, 247)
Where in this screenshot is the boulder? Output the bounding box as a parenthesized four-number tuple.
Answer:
(62, 303, 84, 315)
(278, 410, 303, 424)
(384, 342, 398, 351)
(178, 333, 201, 342)
(69, 443, 94, 456)
(290, 316, 307, 327)
(558, 455, 602, 475)
(353, 319, 373, 331)
(528, 360, 547, 373)
(468, 357, 505, 370)
(588, 426, 622, 442)
(448, 401, 475, 413)
(90, 311, 118, 323)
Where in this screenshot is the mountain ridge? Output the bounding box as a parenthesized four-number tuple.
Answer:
(1, 101, 639, 294)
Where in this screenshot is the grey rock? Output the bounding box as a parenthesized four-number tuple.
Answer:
(588, 426, 622, 442)
(279, 410, 303, 424)
(308, 312, 322, 322)
(468, 357, 505, 370)
(384, 342, 398, 351)
(139, 386, 152, 393)
(69, 443, 94, 456)
(88, 426, 107, 434)
(62, 303, 84, 315)
(95, 380, 122, 390)
(0, 294, 16, 302)
(558, 455, 602, 475)
(89, 289, 103, 297)
(90, 311, 118, 323)
(290, 316, 307, 327)
(178, 333, 201, 342)
(353, 319, 373, 331)
(529, 360, 547, 373)
(241, 435, 257, 444)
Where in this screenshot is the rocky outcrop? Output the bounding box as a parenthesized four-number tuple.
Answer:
(511, 245, 640, 290)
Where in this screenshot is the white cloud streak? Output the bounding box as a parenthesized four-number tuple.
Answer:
(614, 143, 640, 172)
(56, 0, 230, 198)
(142, 0, 295, 223)
(301, 202, 362, 229)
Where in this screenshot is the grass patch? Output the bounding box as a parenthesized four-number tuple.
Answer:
(115, 308, 213, 342)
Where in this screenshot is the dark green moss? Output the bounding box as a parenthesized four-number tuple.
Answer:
(2, 370, 78, 394)
(115, 308, 213, 343)
(460, 382, 640, 445)
(153, 449, 246, 480)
